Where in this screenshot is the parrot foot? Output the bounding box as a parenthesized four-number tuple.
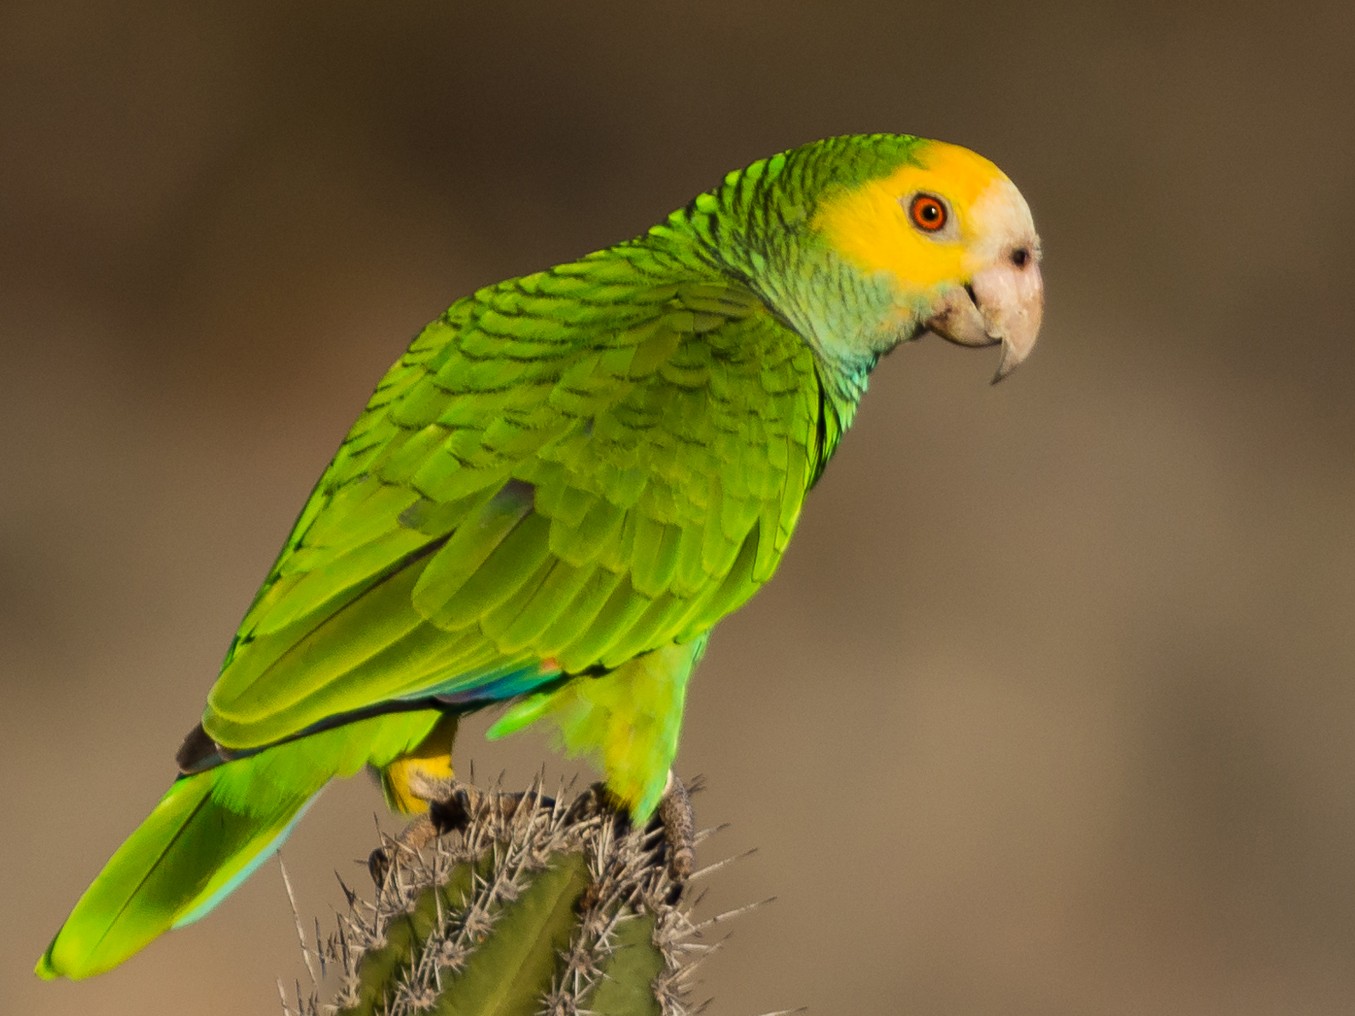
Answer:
(368, 812, 440, 886)
(368, 771, 455, 885)
(657, 773, 695, 881)
(368, 777, 552, 885)
(426, 781, 549, 834)
(563, 773, 695, 882)
(367, 773, 694, 887)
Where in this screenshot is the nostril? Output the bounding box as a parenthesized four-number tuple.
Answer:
(1010, 247, 1030, 269)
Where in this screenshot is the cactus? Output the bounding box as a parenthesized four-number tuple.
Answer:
(285, 781, 719, 1016)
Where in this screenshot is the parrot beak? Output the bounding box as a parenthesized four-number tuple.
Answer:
(923, 250, 1044, 383)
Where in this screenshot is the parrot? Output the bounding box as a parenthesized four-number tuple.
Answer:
(37, 132, 1043, 980)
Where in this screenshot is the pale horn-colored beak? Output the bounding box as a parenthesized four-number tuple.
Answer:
(923, 251, 1044, 383)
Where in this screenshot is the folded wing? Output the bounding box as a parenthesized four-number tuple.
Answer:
(204, 247, 824, 750)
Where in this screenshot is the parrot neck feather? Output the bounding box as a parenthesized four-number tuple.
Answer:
(653, 135, 923, 387)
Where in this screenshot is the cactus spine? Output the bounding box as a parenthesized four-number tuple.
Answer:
(288, 783, 709, 1016)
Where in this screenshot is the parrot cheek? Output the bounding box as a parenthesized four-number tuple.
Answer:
(921, 284, 995, 349)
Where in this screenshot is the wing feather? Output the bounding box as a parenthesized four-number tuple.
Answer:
(202, 247, 824, 750)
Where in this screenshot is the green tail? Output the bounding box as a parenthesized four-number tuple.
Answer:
(35, 761, 315, 979)
(37, 710, 443, 980)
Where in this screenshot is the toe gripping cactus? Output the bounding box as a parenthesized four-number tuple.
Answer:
(287, 781, 716, 1016)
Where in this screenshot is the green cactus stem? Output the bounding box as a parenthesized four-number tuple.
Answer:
(288, 781, 718, 1016)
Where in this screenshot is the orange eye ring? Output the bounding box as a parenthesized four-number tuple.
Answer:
(909, 193, 948, 232)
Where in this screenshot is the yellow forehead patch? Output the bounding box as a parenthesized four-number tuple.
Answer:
(813, 140, 1010, 292)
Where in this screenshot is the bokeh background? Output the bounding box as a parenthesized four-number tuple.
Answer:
(5, 2, 1355, 1013)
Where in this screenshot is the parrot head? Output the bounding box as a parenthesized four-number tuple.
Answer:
(811, 138, 1044, 381)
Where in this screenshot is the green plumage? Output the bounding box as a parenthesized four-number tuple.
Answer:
(40, 133, 1031, 981)
(38, 711, 449, 978)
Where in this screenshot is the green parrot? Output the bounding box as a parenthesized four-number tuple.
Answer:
(38, 133, 1043, 980)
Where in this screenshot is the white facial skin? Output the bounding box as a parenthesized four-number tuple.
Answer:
(921, 176, 1044, 382)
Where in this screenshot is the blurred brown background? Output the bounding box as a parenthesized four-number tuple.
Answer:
(5, 2, 1355, 1013)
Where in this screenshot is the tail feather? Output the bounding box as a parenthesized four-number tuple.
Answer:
(37, 708, 446, 980)
(36, 766, 317, 980)
(171, 794, 317, 929)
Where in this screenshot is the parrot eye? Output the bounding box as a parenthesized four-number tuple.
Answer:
(907, 193, 949, 233)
